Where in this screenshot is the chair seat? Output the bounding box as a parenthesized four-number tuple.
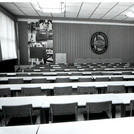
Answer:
(83, 111, 109, 120)
(6, 115, 37, 126)
(52, 114, 75, 123)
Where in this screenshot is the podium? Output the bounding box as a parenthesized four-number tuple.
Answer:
(55, 53, 66, 64)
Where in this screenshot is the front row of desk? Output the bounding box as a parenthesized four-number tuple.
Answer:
(0, 93, 134, 125)
(1, 117, 134, 134)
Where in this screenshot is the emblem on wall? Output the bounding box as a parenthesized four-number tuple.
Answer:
(90, 32, 108, 54)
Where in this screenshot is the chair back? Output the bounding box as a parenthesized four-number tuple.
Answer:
(54, 86, 72, 95)
(130, 100, 134, 116)
(31, 78, 47, 83)
(0, 88, 11, 97)
(50, 102, 78, 122)
(78, 77, 93, 82)
(77, 86, 97, 94)
(95, 77, 109, 81)
(86, 101, 112, 120)
(56, 78, 70, 83)
(21, 87, 42, 96)
(8, 78, 23, 84)
(110, 77, 123, 81)
(107, 85, 125, 93)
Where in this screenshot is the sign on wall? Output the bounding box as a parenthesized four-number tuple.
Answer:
(90, 32, 108, 54)
(28, 20, 53, 64)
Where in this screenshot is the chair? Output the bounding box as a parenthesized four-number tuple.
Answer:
(110, 77, 124, 81)
(54, 86, 73, 96)
(57, 73, 69, 76)
(130, 100, 134, 116)
(106, 85, 126, 93)
(56, 78, 70, 83)
(95, 77, 109, 81)
(50, 102, 78, 123)
(0, 88, 11, 97)
(85, 101, 112, 120)
(2, 104, 37, 126)
(16, 73, 29, 76)
(91, 72, 102, 75)
(77, 86, 97, 94)
(122, 71, 132, 75)
(71, 72, 83, 76)
(8, 78, 23, 84)
(0, 74, 7, 77)
(95, 77, 109, 93)
(31, 78, 47, 83)
(30, 73, 43, 76)
(78, 77, 93, 82)
(21, 87, 43, 96)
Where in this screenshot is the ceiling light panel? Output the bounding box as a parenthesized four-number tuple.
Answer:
(66, 7, 80, 13)
(14, 2, 32, 8)
(66, 12, 78, 18)
(117, 2, 134, 6)
(98, 2, 117, 9)
(51, 13, 64, 17)
(65, 2, 82, 7)
(110, 5, 130, 13)
(112, 15, 126, 20)
(90, 14, 104, 19)
(81, 3, 99, 11)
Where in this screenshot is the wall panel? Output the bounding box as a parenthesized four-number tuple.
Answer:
(53, 23, 134, 63)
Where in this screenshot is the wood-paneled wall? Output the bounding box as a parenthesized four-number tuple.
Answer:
(53, 23, 134, 63)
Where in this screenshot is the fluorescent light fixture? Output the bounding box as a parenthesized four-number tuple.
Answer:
(126, 11, 134, 18)
(38, 2, 65, 13)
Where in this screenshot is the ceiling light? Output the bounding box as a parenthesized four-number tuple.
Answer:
(126, 11, 134, 18)
(38, 2, 65, 13)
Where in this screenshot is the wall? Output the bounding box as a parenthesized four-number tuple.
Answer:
(53, 23, 134, 63)
(18, 21, 28, 65)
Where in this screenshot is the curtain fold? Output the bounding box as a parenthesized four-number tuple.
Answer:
(0, 12, 17, 61)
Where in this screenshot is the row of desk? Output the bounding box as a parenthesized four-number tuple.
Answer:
(1, 81, 134, 95)
(0, 70, 134, 76)
(1, 117, 134, 134)
(0, 75, 134, 83)
(0, 117, 134, 134)
(0, 93, 134, 123)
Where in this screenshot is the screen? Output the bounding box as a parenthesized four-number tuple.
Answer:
(30, 47, 46, 59)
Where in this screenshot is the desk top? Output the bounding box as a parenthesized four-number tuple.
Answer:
(42, 94, 122, 108)
(0, 125, 39, 134)
(1, 75, 134, 82)
(1, 81, 134, 90)
(0, 96, 45, 109)
(38, 117, 134, 134)
(1, 70, 134, 76)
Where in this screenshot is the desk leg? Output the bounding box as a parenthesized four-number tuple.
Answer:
(112, 105, 116, 118)
(121, 104, 126, 117)
(41, 108, 49, 124)
(40, 108, 46, 124)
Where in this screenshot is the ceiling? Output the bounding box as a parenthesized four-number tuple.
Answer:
(1, 2, 134, 24)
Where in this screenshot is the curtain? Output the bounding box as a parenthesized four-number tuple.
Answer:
(0, 12, 17, 61)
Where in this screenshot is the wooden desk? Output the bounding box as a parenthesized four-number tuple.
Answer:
(0, 125, 39, 134)
(92, 75, 134, 80)
(1, 81, 134, 91)
(38, 117, 134, 134)
(1, 75, 134, 83)
(0, 76, 93, 83)
(0, 70, 134, 76)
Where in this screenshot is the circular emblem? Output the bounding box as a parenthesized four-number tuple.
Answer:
(91, 32, 108, 54)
